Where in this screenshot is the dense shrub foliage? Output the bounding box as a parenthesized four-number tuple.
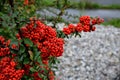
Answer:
(0, 0, 103, 80)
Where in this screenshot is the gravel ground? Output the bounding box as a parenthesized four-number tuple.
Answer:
(53, 24, 120, 80)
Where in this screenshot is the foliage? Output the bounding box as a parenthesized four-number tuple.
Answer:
(0, 0, 104, 80)
(102, 18, 120, 28)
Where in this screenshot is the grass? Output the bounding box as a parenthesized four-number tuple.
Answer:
(39, 0, 120, 10)
(69, 1, 120, 9)
(38, 0, 55, 8)
(102, 4, 120, 9)
(69, 1, 101, 9)
(102, 18, 120, 28)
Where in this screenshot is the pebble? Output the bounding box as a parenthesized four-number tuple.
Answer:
(53, 25, 120, 80)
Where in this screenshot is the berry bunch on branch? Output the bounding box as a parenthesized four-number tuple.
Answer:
(63, 16, 104, 35)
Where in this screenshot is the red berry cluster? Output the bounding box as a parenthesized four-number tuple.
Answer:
(92, 17, 104, 25)
(24, 0, 29, 5)
(11, 44, 18, 50)
(0, 36, 10, 57)
(80, 15, 91, 25)
(63, 15, 104, 35)
(20, 20, 56, 43)
(18, 20, 65, 80)
(20, 20, 64, 60)
(32, 72, 42, 80)
(0, 57, 24, 80)
(48, 70, 55, 80)
(0, 36, 24, 80)
(23, 64, 31, 75)
(40, 38, 64, 58)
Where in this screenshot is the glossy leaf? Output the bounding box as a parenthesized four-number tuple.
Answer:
(23, 58, 30, 64)
(23, 38, 33, 47)
(19, 44, 25, 54)
(30, 67, 37, 72)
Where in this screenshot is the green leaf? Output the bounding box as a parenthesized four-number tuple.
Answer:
(52, 66, 58, 70)
(19, 53, 27, 62)
(19, 55, 24, 61)
(78, 33, 81, 38)
(61, 33, 66, 38)
(33, 47, 41, 61)
(23, 38, 33, 47)
(10, 49, 18, 54)
(22, 75, 34, 80)
(30, 67, 37, 72)
(34, 52, 40, 61)
(23, 58, 30, 64)
(57, 30, 66, 38)
(36, 56, 42, 64)
(10, 39, 19, 47)
(19, 44, 25, 54)
(70, 32, 74, 38)
(2, 21, 8, 27)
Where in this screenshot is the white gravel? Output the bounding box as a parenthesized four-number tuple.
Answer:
(54, 25, 120, 80)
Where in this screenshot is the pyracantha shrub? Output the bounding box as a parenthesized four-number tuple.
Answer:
(0, 15, 103, 80)
(16, 19, 64, 80)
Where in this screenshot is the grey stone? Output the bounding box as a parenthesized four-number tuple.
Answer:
(54, 25, 120, 80)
